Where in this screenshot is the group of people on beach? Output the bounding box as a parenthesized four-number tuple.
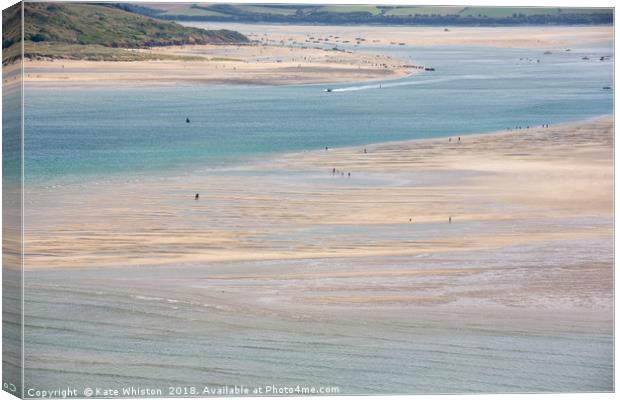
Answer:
(509, 123, 551, 131)
(332, 168, 351, 178)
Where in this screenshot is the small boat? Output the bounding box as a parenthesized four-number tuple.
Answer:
(325, 88, 333, 92)
(602, 86, 611, 90)
(582, 56, 590, 60)
(424, 67, 435, 71)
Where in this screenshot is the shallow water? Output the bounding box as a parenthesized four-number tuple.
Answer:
(24, 238, 612, 394)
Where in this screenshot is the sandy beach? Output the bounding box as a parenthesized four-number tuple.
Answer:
(23, 43, 414, 86)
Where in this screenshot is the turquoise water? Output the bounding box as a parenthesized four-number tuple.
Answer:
(24, 43, 612, 185)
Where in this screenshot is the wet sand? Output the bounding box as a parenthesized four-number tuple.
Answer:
(23, 117, 613, 392)
(25, 255, 612, 393)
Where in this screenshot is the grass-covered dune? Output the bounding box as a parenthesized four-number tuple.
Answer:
(3, 3, 249, 64)
(23, 3, 248, 47)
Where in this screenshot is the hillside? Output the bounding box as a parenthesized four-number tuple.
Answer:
(3, 3, 249, 64)
(129, 3, 613, 25)
(2, 3, 22, 63)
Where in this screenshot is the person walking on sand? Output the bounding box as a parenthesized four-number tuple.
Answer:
(195, 193, 200, 200)
(449, 137, 452, 143)
(348, 172, 351, 178)
(332, 168, 336, 175)
(449, 216, 452, 223)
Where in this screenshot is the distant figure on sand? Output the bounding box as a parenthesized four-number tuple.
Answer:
(195, 193, 199, 200)
(458, 137, 461, 142)
(348, 172, 351, 178)
(325, 146, 329, 151)
(449, 216, 452, 223)
(332, 168, 336, 174)
(449, 137, 452, 142)
(364, 148, 367, 154)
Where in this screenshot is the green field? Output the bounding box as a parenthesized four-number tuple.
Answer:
(385, 6, 463, 16)
(163, 6, 228, 18)
(137, 3, 611, 24)
(459, 6, 612, 18)
(234, 5, 301, 15)
(383, 6, 612, 18)
(317, 5, 383, 15)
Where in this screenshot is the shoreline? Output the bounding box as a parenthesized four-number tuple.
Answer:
(23, 113, 612, 191)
